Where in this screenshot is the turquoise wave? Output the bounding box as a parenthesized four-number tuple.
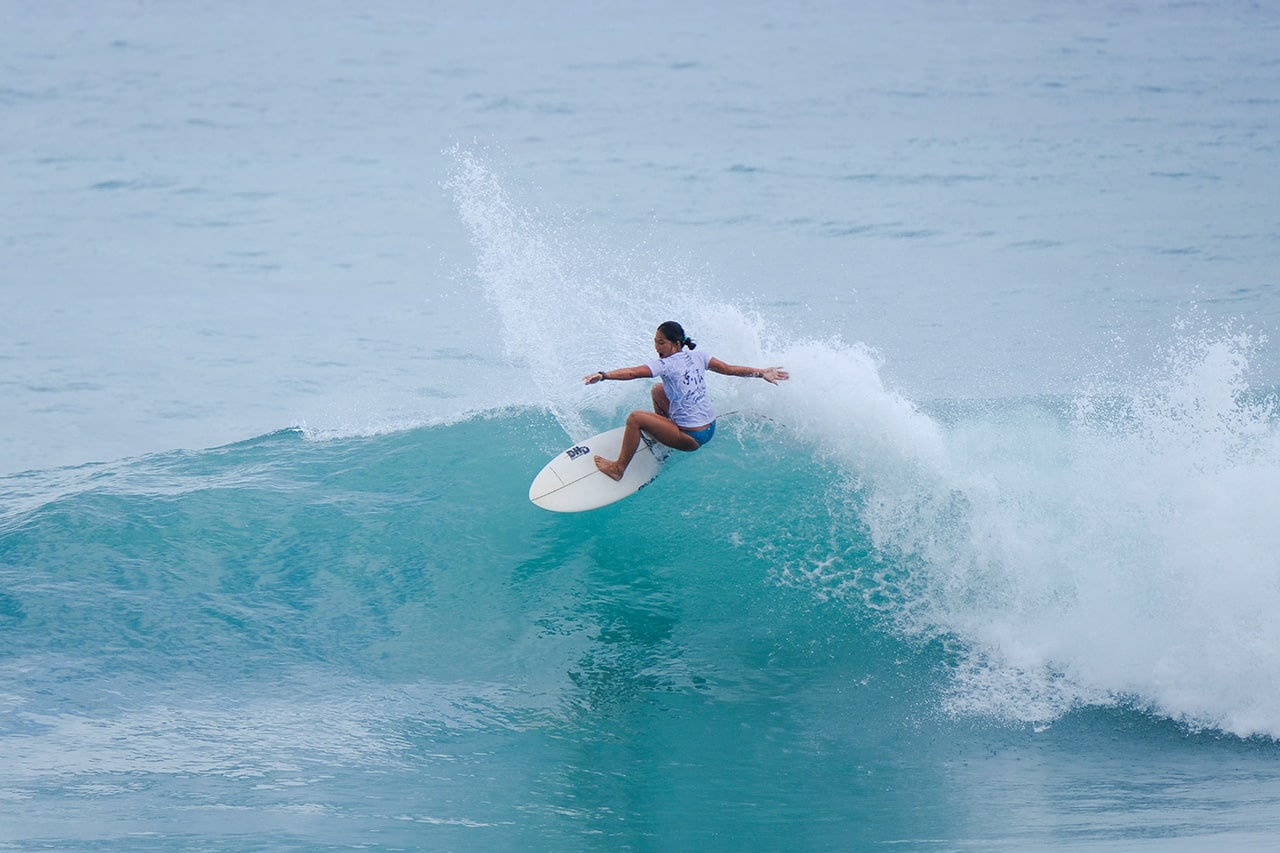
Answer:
(1, 412, 889, 683)
(5, 404, 1280, 849)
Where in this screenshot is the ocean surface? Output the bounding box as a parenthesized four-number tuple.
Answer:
(4, 1, 1280, 849)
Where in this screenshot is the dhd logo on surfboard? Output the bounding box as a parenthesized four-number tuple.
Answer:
(565, 445, 590, 460)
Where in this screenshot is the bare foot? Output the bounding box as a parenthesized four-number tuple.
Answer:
(593, 456, 625, 481)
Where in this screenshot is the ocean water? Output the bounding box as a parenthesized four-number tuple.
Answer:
(4, 1, 1280, 849)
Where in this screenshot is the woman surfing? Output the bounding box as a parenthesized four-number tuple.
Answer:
(582, 321, 789, 481)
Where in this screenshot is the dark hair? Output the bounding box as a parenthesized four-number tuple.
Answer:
(658, 320, 696, 350)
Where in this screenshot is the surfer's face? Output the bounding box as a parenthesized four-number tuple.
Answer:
(654, 331, 681, 358)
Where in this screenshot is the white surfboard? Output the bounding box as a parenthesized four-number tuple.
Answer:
(529, 426, 672, 512)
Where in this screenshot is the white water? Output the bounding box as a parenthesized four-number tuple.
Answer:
(856, 327, 1280, 736)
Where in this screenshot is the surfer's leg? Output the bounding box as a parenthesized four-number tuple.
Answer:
(594, 410, 698, 481)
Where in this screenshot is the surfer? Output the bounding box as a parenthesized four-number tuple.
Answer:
(582, 321, 788, 481)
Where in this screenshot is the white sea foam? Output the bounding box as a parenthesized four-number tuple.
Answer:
(447, 150, 785, 439)
(850, 324, 1280, 737)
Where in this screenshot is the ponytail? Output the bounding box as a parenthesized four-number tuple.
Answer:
(658, 320, 695, 350)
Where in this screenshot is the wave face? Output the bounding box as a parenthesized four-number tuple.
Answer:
(4, 374, 1280, 848)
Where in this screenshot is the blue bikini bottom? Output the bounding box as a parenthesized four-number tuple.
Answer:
(681, 420, 716, 447)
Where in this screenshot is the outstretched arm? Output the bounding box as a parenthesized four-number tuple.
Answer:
(708, 358, 789, 385)
(583, 365, 654, 385)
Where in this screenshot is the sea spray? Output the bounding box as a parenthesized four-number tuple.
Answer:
(731, 319, 1280, 738)
(1051, 326, 1280, 736)
(860, 325, 1280, 736)
(446, 150, 780, 440)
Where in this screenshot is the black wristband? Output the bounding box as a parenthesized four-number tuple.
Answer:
(599, 371, 607, 381)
